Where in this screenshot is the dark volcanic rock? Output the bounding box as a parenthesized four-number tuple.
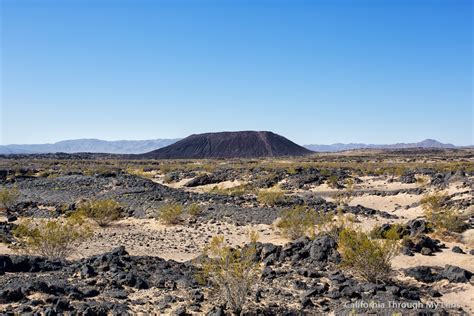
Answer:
(402, 235, 443, 255)
(139, 131, 313, 159)
(405, 265, 472, 283)
(184, 172, 229, 187)
(451, 246, 465, 254)
(0, 246, 198, 314)
(404, 266, 442, 283)
(441, 265, 472, 283)
(0, 221, 17, 243)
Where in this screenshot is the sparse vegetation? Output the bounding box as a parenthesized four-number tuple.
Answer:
(257, 188, 285, 206)
(327, 175, 340, 189)
(338, 227, 400, 283)
(421, 191, 465, 233)
(13, 217, 93, 259)
(187, 202, 202, 217)
(209, 184, 253, 197)
(369, 224, 407, 240)
(276, 205, 332, 240)
(332, 178, 354, 212)
(156, 202, 184, 224)
(319, 213, 355, 241)
(76, 199, 122, 227)
(198, 232, 261, 315)
(0, 186, 20, 211)
(126, 167, 155, 179)
(415, 174, 430, 186)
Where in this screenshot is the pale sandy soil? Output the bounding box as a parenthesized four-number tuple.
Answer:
(395, 272, 474, 314)
(309, 183, 340, 197)
(392, 241, 474, 272)
(156, 177, 196, 189)
(68, 218, 288, 261)
(391, 238, 474, 313)
(356, 176, 420, 191)
(349, 193, 421, 213)
(153, 174, 246, 193)
(437, 283, 474, 314)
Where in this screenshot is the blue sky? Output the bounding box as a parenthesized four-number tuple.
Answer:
(1, 0, 472, 145)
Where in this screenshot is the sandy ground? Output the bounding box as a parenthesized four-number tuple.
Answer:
(349, 193, 421, 213)
(356, 176, 420, 191)
(69, 218, 289, 261)
(153, 174, 246, 194)
(392, 240, 474, 271)
(1, 175, 473, 312)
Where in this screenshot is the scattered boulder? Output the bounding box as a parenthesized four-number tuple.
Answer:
(441, 265, 472, 283)
(405, 265, 472, 283)
(451, 246, 464, 254)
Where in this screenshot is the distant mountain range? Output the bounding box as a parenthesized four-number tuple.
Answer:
(0, 139, 180, 155)
(140, 131, 312, 159)
(303, 139, 458, 152)
(0, 137, 466, 155)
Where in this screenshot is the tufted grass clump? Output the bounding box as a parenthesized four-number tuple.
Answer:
(156, 203, 184, 225)
(187, 203, 202, 217)
(257, 188, 285, 206)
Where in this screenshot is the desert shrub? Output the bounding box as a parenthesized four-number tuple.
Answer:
(83, 164, 117, 177)
(332, 180, 354, 211)
(327, 175, 339, 188)
(276, 205, 331, 240)
(13, 218, 93, 259)
(209, 184, 252, 197)
(415, 175, 430, 186)
(257, 189, 285, 206)
(319, 213, 355, 241)
(369, 224, 407, 240)
(0, 187, 20, 211)
(126, 167, 154, 179)
(187, 203, 202, 217)
(77, 199, 122, 227)
(332, 191, 353, 210)
(338, 228, 400, 283)
(421, 191, 464, 233)
(162, 174, 174, 184)
(156, 203, 184, 224)
(198, 232, 261, 315)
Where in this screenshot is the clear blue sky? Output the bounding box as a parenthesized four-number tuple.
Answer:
(1, 0, 472, 145)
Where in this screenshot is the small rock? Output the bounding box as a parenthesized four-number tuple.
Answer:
(452, 246, 464, 254)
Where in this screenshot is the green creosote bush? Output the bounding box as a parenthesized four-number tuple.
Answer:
(276, 205, 333, 240)
(13, 217, 93, 260)
(76, 199, 122, 227)
(197, 231, 261, 315)
(156, 202, 184, 225)
(257, 188, 285, 206)
(187, 203, 202, 217)
(0, 186, 20, 211)
(421, 191, 465, 233)
(369, 224, 407, 240)
(338, 227, 400, 284)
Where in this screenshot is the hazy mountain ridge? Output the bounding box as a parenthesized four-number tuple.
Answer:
(0, 138, 180, 154)
(304, 139, 458, 152)
(0, 138, 465, 155)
